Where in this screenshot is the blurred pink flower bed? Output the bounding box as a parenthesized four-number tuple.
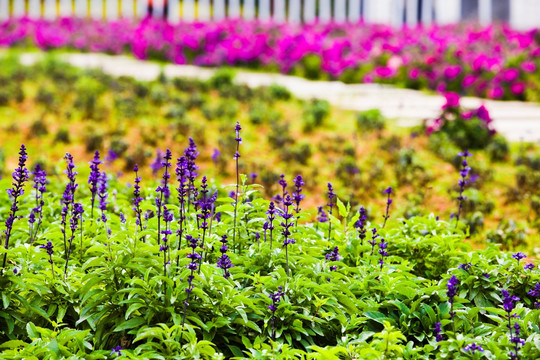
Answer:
(1, 17, 539, 101)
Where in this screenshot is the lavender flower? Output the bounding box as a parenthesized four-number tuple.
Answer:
(98, 171, 109, 235)
(266, 201, 276, 248)
(327, 183, 335, 242)
(368, 228, 379, 256)
(281, 195, 295, 276)
(524, 263, 534, 271)
(232, 123, 242, 253)
(60, 153, 77, 257)
(463, 343, 484, 354)
(447, 275, 459, 334)
(278, 174, 288, 209)
(325, 246, 340, 271)
(64, 202, 84, 277)
(268, 286, 285, 341)
(317, 206, 328, 223)
(132, 164, 144, 233)
(182, 235, 201, 328)
(2, 145, 28, 272)
(39, 240, 54, 279)
(458, 263, 472, 272)
(105, 149, 118, 163)
(197, 177, 217, 271)
(110, 346, 123, 356)
(528, 283, 540, 309)
(382, 186, 393, 228)
(502, 289, 523, 360)
(29, 164, 46, 243)
(378, 238, 388, 270)
(156, 149, 172, 245)
(175, 157, 189, 264)
(292, 175, 305, 216)
(250, 172, 258, 184)
(354, 206, 367, 257)
(160, 206, 173, 276)
(211, 148, 220, 164)
(433, 322, 444, 342)
(88, 151, 102, 219)
(217, 235, 234, 279)
(455, 150, 472, 224)
(512, 252, 527, 265)
(150, 150, 164, 175)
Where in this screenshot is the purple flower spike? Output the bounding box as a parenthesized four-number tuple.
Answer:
(512, 252, 527, 263)
(463, 343, 484, 354)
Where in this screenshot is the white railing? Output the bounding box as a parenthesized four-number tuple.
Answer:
(0, 0, 538, 30)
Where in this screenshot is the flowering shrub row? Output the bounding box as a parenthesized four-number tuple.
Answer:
(1, 17, 540, 101)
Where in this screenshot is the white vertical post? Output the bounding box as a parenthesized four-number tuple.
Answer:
(75, 0, 86, 17)
(244, 0, 255, 20)
(29, 0, 42, 18)
(44, 0, 57, 19)
(213, 0, 225, 20)
(319, 0, 331, 22)
(229, 0, 240, 18)
(288, 0, 301, 23)
(167, 0, 179, 22)
(136, 0, 146, 18)
(478, 0, 492, 25)
(421, 0, 433, 24)
(0, 0, 8, 20)
(259, 0, 270, 21)
(59, 0, 72, 16)
(90, 0, 103, 19)
(434, 0, 460, 24)
(273, 0, 286, 22)
(105, 0, 119, 19)
(152, 0, 164, 18)
(198, 0, 210, 20)
(13, 0, 26, 17)
(406, 0, 418, 26)
(334, 0, 346, 22)
(304, 0, 316, 23)
(348, 0, 361, 22)
(121, 0, 134, 18)
(183, 0, 194, 21)
(392, 0, 405, 26)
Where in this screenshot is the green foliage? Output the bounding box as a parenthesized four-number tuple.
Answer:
(356, 109, 386, 134)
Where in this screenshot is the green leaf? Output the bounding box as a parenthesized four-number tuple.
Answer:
(114, 317, 146, 332)
(336, 198, 348, 218)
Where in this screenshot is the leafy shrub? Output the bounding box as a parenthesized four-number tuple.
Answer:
(54, 127, 70, 144)
(302, 99, 330, 132)
(356, 109, 386, 133)
(486, 219, 528, 250)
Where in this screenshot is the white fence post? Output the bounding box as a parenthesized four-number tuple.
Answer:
(421, 0, 433, 24)
(121, 0, 134, 18)
(479, 0, 492, 25)
(259, 0, 271, 21)
(75, 0, 87, 17)
(288, 0, 301, 23)
(198, 0, 211, 21)
(13, 0, 26, 17)
(168, 0, 179, 22)
(136, 0, 146, 18)
(0, 0, 8, 20)
(348, 0, 361, 22)
(319, 0, 331, 22)
(90, 0, 103, 19)
(213, 0, 226, 20)
(183, 0, 195, 21)
(229, 0, 240, 18)
(273, 0, 286, 22)
(105, 0, 119, 19)
(29, 0, 42, 18)
(304, 0, 316, 23)
(244, 0, 255, 20)
(405, 0, 418, 26)
(334, 0, 346, 22)
(391, 0, 404, 26)
(434, 0, 460, 24)
(59, 0, 72, 17)
(152, 0, 164, 18)
(44, 0, 57, 20)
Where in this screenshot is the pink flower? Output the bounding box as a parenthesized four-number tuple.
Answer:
(374, 66, 395, 78)
(462, 74, 477, 88)
(521, 61, 536, 73)
(444, 65, 462, 80)
(501, 68, 519, 82)
(510, 82, 525, 95)
(443, 92, 460, 109)
(408, 68, 420, 80)
(487, 86, 504, 99)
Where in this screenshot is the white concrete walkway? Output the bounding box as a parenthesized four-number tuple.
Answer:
(18, 52, 540, 143)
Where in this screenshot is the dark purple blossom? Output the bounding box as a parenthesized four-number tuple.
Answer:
(317, 206, 328, 223)
(268, 286, 285, 341)
(458, 263, 472, 272)
(150, 150, 164, 175)
(132, 164, 144, 233)
(455, 150, 472, 224)
(382, 186, 393, 228)
(292, 175, 305, 215)
(105, 149, 118, 163)
(512, 252, 527, 264)
(266, 201, 277, 248)
(447, 275, 459, 321)
(528, 283, 540, 309)
(434, 322, 444, 342)
(502, 289, 523, 360)
(368, 228, 379, 256)
(182, 234, 201, 328)
(40, 240, 54, 279)
(156, 149, 172, 245)
(378, 238, 388, 270)
(110, 346, 123, 356)
(281, 195, 295, 276)
(211, 148, 220, 164)
(250, 172, 257, 184)
(217, 235, 234, 278)
(88, 151, 102, 218)
(29, 163, 46, 243)
(524, 263, 534, 271)
(325, 246, 340, 271)
(463, 343, 484, 354)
